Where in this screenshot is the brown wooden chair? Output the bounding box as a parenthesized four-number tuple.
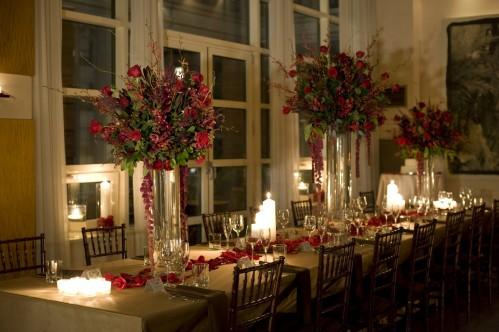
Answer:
(228, 257, 285, 332)
(0, 234, 45, 275)
(366, 228, 403, 332)
(315, 241, 356, 332)
(429, 210, 465, 332)
(480, 204, 494, 306)
(461, 204, 485, 322)
(81, 224, 127, 266)
(201, 212, 233, 241)
(291, 199, 312, 227)
(400, 221, 437, 332)
(359, 191, 376, 214)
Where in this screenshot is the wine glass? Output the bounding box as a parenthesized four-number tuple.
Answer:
(317, 216, 327, 244)
(222, 216, 232, 249)
(303, 215, 316, 242)
(278, 209, 290, 229)
(259, 228, 271, 262)
(357, 196, 368, 217)
(381, 197, 391, 225)
(231, 214, 244, 247)
(393, 207, 402, 224)
(246, 224, 260, 261)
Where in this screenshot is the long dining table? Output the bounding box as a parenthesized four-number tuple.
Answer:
(0, 216, 457, 332)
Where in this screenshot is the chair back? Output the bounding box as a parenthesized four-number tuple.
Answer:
(228, 257, 285, 332)
(291, 199, 312, 227)
(81, 224, 127, 266)
(202, 212, 232, 241)
(465, 204, 485, 261)
(441, 210, 465, 274)
(0, 234, 45, 275)
(359, 191, 376, 214)
(316, 241, 356, 328)
(370, 228, 403, 305)
(408, 222, 436, 291)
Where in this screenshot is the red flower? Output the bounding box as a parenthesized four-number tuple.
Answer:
(361, 80, 371, 89)
(320, 45, 329, 53)
(128, 130, 142, 142)
(191, 72, 204, 83)
(282, 106, 291, 114)
(395, 137, 409, 146)
(418, 102, 426, 109)
(355, 60, 365, 70)
(381, 72, 390, 80)
(196, 155, 206, 165)
(349, 122, 360, 131)
(414, 111, 425, 119)
(175, 79, 184, 90)
(364, 121, 374, 132)
(327, 67, 338, 78)
(152, 160, 163, 170)
(163, 160, 172, 171)
(288, 69, 297, 78)
(304, 86, 312, 94)
(119, 96, 129, 108)
(195, 131, 210, 149)
(101, 85, 113, 97)
(356, 51, 365, 58)
(423, 132, 431, 141)
(127, 65, 142, 78)
(89, 119, 103, 134)
(112, 276, 127, 290)
(391, 84, 401, 93)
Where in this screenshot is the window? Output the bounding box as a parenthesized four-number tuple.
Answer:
(62, 0, 129, 228)
(294, 0, 340, 194)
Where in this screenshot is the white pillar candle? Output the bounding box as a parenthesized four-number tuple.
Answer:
(262, 193, 277, 241)
(100, 180, 112, 217)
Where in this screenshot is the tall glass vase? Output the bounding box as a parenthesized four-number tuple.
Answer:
(325, 128, 352, 219)
(417, 156, 436, 201)
(152, 168, 182, 268)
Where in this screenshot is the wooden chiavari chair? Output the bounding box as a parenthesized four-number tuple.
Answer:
(291, 199, 312, 227)
(0, 234, 45, 275)
(81, 224, 127, 266)
(315, 241, 356, 332)
(201, 212, 233, 241)
(228, 257, 285, 332)
(429, 210, 464, 332)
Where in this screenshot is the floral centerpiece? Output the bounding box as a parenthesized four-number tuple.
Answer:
(281, 45, 398, 184)
(90, 56, 221, 268)
(394, 102, 462, 198)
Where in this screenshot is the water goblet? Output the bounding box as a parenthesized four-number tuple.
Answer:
(222, 216, 232, 249)
(303, 215, 316, 242)
(278, 209, 290, 230)
(317, 216, 327, 244)
(246, 224, 260, 261)
(259, 228, 271, 262)
(357, 196, 368, 217)
(381, 197, 392, 224)
(231, 214, 245, 248)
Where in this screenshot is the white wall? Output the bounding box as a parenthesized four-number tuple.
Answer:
(376, 0, 499, 204)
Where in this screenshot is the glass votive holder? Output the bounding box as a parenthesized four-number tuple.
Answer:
(45, 259, 63, 283)
(192, 262, 210, 288)
(209, 233, 222, 250)
(271, 244, 287, 262)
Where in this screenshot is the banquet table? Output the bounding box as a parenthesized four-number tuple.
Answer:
(0, 218, 458, 332)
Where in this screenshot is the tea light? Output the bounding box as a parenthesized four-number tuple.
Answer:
(68, 204, 86, 221)
(57, 277, 111, 297)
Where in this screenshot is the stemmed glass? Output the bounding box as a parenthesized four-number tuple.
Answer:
(222, 216, 232, 249)
(180, 241, 190, 273)
(357, 196, 368, 217)
(278, 209, 290, 230)
(393, 207, 402, 224)
(381, 197, 391, 225)
(230, 214, 244, 248)
(317, 216, 327, 244)
(246, 224, 261, 261)
(303, 215, 316, 243)
(259, 228, 271, 262)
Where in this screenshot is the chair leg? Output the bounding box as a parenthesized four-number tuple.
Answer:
(440, 283, 446, 332)
(424, 293, 430, 332)
(405, 301, 413, 332)
(489, 262, 493, 305)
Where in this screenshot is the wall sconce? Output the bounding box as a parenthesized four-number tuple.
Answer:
(0, 86, 11, 98)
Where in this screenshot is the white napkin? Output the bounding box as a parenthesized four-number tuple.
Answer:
(144, 277, 167, 294)
(81, 268, 102, 279)
(237, 257, 255, 269)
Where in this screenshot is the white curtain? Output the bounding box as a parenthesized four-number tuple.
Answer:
(129, 0, 164, 256)
(269, 0, 300, 210)
(340, 0, 379, 197)
(33, 0, 70, 262)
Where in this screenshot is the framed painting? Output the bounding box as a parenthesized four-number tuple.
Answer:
(446, 18, 499, 174)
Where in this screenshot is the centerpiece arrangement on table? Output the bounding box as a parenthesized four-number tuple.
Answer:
(394, 102, 462, 200)
(279, 44, 398, 218)
(90, 54, 222, 271)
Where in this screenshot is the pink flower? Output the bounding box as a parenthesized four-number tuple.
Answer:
(195, 131, 210, 149)
(391, 84, 401, 94)
(128, 130, 142, 142)
(101, 85, 113, 97)
(320, 45, 329, 53)
(112, 276, 127, 290)
(327, 67, 338, 78)
(127, 65, 142, 78)
(356, 51, 365, 58)
(89, 119, 103, 134)
(149, 133, 160, 144)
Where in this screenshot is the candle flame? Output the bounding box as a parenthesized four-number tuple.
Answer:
(266, 192, 271, 199)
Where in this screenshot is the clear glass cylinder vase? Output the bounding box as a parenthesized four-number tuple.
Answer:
(325, 128, 352, 219)
(417, 156, 436, 201)
(152, 168, 182, 268)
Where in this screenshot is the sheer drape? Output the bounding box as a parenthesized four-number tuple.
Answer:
(269, 0, 300, 210)
(33, 0, 70, 262)
(130, 0, 164, 256)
